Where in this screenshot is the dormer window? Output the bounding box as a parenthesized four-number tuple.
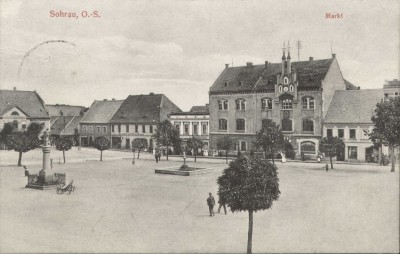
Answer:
(238, 81, 243, 86)
(224, 82, 229, 87)
(283, 77, 289, 84)
(279, 85, 283, 92)
(289, 84, 294, 92)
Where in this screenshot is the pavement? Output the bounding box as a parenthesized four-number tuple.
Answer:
(0, 148, 399, 253)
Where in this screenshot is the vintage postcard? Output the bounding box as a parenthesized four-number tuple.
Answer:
(0, 0, 399, 253)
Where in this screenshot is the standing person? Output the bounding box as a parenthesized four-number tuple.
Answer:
(217, 196, 227, 215)
(157, 150, 162, 162)
(155, 148, 159, 163)
(207, 192, 215, 217)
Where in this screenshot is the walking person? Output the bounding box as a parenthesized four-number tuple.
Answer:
(207, 192, 215, 216)
(217, 196, 227, 215)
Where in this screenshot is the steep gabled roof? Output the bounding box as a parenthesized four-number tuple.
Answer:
(45, 104, 86, 117)
(0, 89, 49, 118)
(324, 89, 384, 124)
(210, 58, 334, 93)
(80, 99, 124, 123)
(110, 94, 182, 124)
(170, 104, 209, 116)
(63, 115, 84, 135)
(50, 116, 75, 135)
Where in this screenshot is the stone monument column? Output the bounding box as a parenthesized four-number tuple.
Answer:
(39, 130, 51, 176)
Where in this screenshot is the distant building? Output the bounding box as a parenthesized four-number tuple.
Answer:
(324, 89, 385, 162)
(110, 93, 181, 150)
(80, 99, 124, 147)
(169, 104, 209, 154)
(209, 51, 348, 157)
(46, 104, 88, 145)
(0, 88, 50, 133)
(383, 79, 400, 99)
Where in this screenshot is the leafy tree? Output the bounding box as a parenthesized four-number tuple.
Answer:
(216, 135, 234, 164)
(7, 123, 44, 166)
(217, 156, 280, 254)
(94, 136, 110, 161)
(283, 141, 295, 160)
(0, 123, 14, 149)
(55, 137, 73, 163)
(368, 97, 400, 172)
(153, 120, 181, 160)
(186, 136, 204, 162)
(319, 136, 345, 169)
(255, 119, 284, 164)
(131, 138, 148, 159)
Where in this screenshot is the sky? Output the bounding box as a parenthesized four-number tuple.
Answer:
(0, 0, 399, 111)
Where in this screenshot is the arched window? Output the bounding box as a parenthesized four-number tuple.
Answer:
(301, 141, 316, 154)
(279, 85, 283, 92)
(218, 118, 227, 131)
(236, 119, 245, 131)
(11, 111, 19, 116)
(235, 99, 246, 110)
(289, 84, 294, 92)
(261, 98, 272, 109)
(218, 100, 228, 110)
(235, 140, 247, 151)
(282, 118, 293, 132)
(302, 119, 314, 132)
(284, 77, 289, 84)
(302, 96, 315, 109)
(282, 99, 293, 109)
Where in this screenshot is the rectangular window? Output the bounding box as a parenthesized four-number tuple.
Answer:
(219, 119, 227, 131)
(175, 124, 180, 131)
(83, 126, 87, 133)
(118, 124, 121, 133)
(218, 100, 228, 110)
(112, 125, 114, 133)
(126, 125, 129, 132)
(184, 124, 189, 134)
(350, 129, 356, 139)
(97, 126, 101, 133)
(202, 124, 208, 135)
(102, 126, 107, 133)
(142, 125, 146, 133)
(236, 100, 245, 110)
(338, 129, 344, 138)
(262, 98, 272, 110)
(135, 125, 138, 133)
(348, 146, 358, 159)
(282, 99, 293, 109)
(236, 119, 245, 131)
(193, 124, 198, 135)
(150, 125, 153, 133)
(327, 129, 333, 137)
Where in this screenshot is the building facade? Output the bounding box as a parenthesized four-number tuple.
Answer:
(0, 88, 50, 135)
(110, 93, 181, 150)
(169, 105, 210, 154)
(79, 99, 124, 147)
(209, 50, 349, 157)
(383, 79, 400, 99)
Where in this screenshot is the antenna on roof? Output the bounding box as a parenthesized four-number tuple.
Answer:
(296, 41, 302, 61)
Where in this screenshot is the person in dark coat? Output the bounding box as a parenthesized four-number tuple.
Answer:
(217, 196, 227, 215)
(207, 192, 216, 216)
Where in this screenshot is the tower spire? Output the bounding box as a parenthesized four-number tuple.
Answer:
(287, 40, 291, 59)
(282, 41, 286, 60)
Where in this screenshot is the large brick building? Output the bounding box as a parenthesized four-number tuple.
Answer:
(209, 50, 354, 157)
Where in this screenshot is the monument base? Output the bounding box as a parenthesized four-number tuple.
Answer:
(25, 171, 66, 191)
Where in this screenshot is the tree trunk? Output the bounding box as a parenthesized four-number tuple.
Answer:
(63, 150, 66, 163)
(226, 150, 228, 164)
(390, 145, 395, 172)
(137, 149, 140, 159)
(18, 151, 22, 166)
(271, 147, 275, 165)
(194, 151, 197, 162)
(166, 145, 169, 160)
(100, 150, 103, 161)
(330, 155, 333, 169)
(247, 209, 254, 254)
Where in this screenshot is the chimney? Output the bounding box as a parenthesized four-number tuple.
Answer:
(112, 98, 115, 101)
(265, 61, 269, 68)
(13, 87, 16, 91)
(309, 57, 314, 61)
(246, 62, 253, 67)
(103, 99, 107, 101)
(149, 92, 154, 95)
(225, 64, 229, 69)
(358, 86, 360, 90)
(332, 53, 336, 58)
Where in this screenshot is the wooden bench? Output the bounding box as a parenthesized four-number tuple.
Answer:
(56, 180, 75, 194)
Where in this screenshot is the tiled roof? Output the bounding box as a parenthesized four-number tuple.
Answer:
(344, 79, 358, 90)
(0, 89, 49, 118)
(50, 116, 75, 135)
(190, 105, 209, 113)
(111, 94, 182, 124)
(81, 100, 124, 123)
(210, 58, 334, 93)
(45, 104, 86, 117)
(63, 115, 84, 135)
(170, 105, 209, 116)
(324, 89, 384, 124)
